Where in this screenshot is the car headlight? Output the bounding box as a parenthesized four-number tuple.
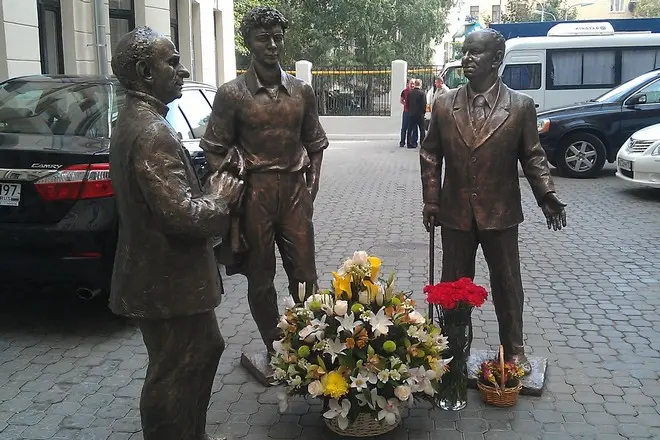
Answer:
(652, 143, 660, 156)
(537, 118, 550, 134)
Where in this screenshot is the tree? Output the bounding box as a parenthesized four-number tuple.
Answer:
(634, 0, 660, 17)
(234, 0, 456, 67)
(501, 0, 577, 22)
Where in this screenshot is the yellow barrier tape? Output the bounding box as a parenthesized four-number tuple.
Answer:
(236, 68, 439, 75)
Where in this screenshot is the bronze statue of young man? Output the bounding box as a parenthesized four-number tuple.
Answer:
(109, 27, 243, 440)
(200, 6, 328, 383)
(420, 29, 567, 374)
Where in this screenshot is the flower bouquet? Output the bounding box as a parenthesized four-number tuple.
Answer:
(476, 345, 524, 407)
(270, 251, 450, 437)
(424, 277, 488, 411)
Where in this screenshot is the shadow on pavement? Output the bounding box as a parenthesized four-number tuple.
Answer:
(620, 186, 660, 202)
(0, 284, 131, 336)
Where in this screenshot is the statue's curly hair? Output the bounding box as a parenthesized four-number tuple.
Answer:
(111, 26, 162, 90)
(239, 6, 288, 42)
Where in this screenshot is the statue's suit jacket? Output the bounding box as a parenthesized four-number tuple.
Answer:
(420, 79, 555, 231)
(109, 91, 232, 320)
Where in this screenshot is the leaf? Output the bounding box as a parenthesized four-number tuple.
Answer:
(317, 355, 327, 371)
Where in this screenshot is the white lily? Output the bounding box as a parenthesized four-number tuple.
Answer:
(323, 399, 351, 430)
(335, 312, 362, 334)
(375, 283, 385, 306)
(297, 282, 306, 303)
(352, 251, 369, 266)
(376, 396, 400, 425)
(277, 391, 289, 413)
(356, 387, 379, 409)
(350, 373, 369, 392)
(298, 315, 328, 342)
(368, 308, 393, 337)
(324, 338, 346, 363)
(408, 310, 426, 324)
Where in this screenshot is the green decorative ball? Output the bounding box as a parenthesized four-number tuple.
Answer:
(351, 303, 364, 314)
(383, 340, 397, 353)
(391, 297, 401, 306)
(297, 345, 311, 358)
(309, 301, 322, 312)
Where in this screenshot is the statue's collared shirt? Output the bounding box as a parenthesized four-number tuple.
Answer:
(200, 64, 328, 173)
(466, 79, 500, 115)
(126, 89, 170, 118)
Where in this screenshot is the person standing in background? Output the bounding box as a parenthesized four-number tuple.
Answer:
(399, 78, 416, 147)
(406, 78, 427, 148)
(432, 76, 450, 110)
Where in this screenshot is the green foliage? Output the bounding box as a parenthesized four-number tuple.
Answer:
(634, 0, 660, 17)
(234, 0, 456, 67)
(501, 0, 577, 22)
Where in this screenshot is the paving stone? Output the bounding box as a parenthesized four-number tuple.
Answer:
(1, 144, 659, 440)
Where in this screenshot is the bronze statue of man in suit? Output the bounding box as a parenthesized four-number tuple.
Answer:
(109, 26, 243, 440)
(200, 6, 328, 383)
(420, 29, 567, 373)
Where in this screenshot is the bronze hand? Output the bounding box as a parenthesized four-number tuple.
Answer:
(541, 192, 567, 231)
(206, 171, 244, 208)
(422, 202, 441, 232)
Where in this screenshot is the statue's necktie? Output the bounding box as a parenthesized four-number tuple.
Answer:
(472, 95, 488, 132)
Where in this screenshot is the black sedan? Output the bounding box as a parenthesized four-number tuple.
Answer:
(0, 75, 217, 299)
(537, 69, 660, 178)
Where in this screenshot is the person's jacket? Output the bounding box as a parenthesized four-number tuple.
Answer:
(420, 80, 555, 231)
(108, 90, 232, 319)
(406, 87, 427, 118)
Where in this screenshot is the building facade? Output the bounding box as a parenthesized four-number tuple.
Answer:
(0, 0, 236, 86)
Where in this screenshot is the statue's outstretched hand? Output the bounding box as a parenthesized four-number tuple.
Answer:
(541, 193, 567, 231)
(422, 203, 441, 232)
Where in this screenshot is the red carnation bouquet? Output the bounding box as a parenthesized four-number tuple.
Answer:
(424, 277, 488, 310)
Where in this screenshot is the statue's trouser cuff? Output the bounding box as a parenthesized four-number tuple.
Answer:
(138, 310, 225, 440)
(242, 171, 318, 352)
(440, 224, 525, 358)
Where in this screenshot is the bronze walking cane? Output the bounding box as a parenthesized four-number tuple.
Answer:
(428, 214, 435, 322)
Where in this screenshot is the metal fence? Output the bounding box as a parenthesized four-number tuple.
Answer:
(312, 66, 392, 116)
(407, 65, 444, 90)
(235, 65, 296, 75)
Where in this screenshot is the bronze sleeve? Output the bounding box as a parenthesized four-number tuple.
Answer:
(518, 97, 556, 205)
(200, 84, 237, 171)
(301, 83, 329, 154)
(419, 105, 443, 204)
(132, 129, 231, 238)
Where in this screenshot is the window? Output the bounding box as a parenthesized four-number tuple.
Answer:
(0, 80, 112, 137)
(110, 0, 135, 53)
(170, 0, 179, 49)
(444, 66, 468, 89)
(37, 0, 64, 74)
(621, 49, 660, 83)
(470, 6, 479, 18)
(502, 64, 542, 90)
(202, 90, 217, 108)
(548, 50, 616, 89)
(491, 5, 501, 23)
(610, 0, 624, 11)
(637, 79, 660, 105)
(172, 90, 213, 139)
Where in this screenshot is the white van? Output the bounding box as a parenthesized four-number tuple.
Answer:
(441, 22, 660, 112)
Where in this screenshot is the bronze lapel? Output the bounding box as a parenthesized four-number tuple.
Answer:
(451, 86, 475, 148)
(473, 82, 511, 150)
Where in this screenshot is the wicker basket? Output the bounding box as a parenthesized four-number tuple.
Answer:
(324, 412, 400, 437)
(477, 345, 523, 407)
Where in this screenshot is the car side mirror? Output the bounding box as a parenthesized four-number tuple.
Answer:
(626, 93, 647, 107)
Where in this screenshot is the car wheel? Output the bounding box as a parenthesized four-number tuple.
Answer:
(556, 132, 606, 178)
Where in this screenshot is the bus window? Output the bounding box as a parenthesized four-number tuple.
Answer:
(502, 63, 542, 90)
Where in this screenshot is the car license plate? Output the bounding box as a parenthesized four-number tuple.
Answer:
(618, 158, 632, 171)
(0, 183, 21, 207)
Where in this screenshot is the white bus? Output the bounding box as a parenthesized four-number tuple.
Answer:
(441, 22, 660, 111)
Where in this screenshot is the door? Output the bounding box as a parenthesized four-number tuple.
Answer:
(500, 50, 545, 111)
(618, 78, 660, 147)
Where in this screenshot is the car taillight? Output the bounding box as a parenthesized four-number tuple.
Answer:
(34, 163, 114, 201)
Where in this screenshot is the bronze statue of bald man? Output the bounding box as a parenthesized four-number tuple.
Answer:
(109, 26, 242, 440)
(420, 29, 567, 374)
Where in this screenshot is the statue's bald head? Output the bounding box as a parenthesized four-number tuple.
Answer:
(111, 26, 164, 90)
(466, 28, 506, 60)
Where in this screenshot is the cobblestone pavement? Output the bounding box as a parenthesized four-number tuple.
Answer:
(1, 140, 660, 440)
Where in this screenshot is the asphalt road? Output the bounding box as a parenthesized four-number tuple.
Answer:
(1, 140, 659, 440)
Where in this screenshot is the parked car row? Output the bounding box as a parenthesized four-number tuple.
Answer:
(0, 75, 217, 298)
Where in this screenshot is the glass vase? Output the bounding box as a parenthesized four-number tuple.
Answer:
(436, 306, 473, 411)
